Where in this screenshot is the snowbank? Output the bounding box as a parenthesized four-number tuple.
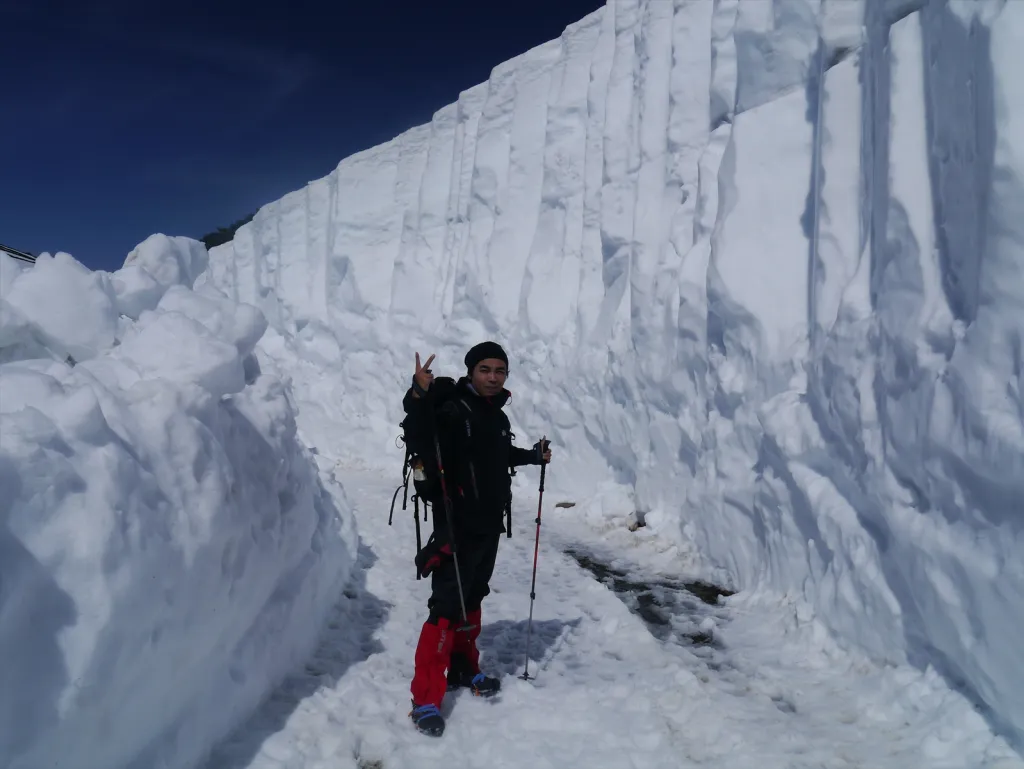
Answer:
(200, 0, 1024, 752)
(0, 239, 356, 769)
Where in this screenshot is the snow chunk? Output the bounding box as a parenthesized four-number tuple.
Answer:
(0, 237, 355, 769)
(1, 252, 29, 298)
(114, 310, 247, 397)
(122, 233, 209, 290)
(109, 236, 211, 320)
(108, 263, 165, 320)
(156, 285, 268, 358)
(2, 252, 118, 362)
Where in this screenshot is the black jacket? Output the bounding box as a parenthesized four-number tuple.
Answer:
(402, 376, 540, 539)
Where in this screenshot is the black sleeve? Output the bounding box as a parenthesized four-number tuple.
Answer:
(401, 387, 433, 442)
(401, 378, 461, 460)
(402, 386, 428, 416)
(402, 376, 455, 420)
(510, 444, 540, 468)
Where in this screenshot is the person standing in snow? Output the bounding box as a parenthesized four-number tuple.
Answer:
(402, 340, 551, 737)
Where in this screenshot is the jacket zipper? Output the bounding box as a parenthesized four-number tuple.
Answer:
(459, 400, 481, 502)
(468, 462, 480, 501)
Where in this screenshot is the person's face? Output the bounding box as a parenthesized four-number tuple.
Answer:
(471, 358, 507, 397)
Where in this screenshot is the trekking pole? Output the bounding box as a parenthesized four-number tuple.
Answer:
(430, 415, 474, 633)
(520, 436, 547, 681)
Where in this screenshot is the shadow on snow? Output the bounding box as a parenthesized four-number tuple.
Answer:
(203, 540, 389, 769)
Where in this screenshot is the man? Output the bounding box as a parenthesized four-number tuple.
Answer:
(402, 340, 551, 737)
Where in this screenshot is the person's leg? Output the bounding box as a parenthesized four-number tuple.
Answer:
(410, 535, 489, 731)
(449, 534, 502, 694)
(408, 553, 465, 735)
(408, 613, 453, 735)
(468, 532, 502, 611)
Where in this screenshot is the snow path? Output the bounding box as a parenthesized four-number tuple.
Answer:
(206, 462, 1022, 769)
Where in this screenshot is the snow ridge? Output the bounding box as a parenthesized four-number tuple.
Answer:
(202, 0, 1024, 750)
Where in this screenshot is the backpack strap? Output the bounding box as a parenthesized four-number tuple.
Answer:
(506, 425, 516, 537)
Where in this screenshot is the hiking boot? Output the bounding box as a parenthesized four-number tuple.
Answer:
(448, 663, 501, 697)
(409, 702, 445, 736)
(447, 636, 502, 697)
(465, 671, 501, 697)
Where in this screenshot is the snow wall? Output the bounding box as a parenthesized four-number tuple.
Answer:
(0, 237, 357, 769)
(200, 0, 1024, 752)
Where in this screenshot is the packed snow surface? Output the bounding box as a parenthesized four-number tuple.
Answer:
(0, 237, 356, 769)
(200, 0, 1024, 756)
(208, 466, 1022, 769)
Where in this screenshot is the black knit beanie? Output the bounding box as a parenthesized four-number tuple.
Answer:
(464, 341, 509, 374)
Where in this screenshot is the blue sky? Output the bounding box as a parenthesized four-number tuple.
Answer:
(1, 0, 603, 271)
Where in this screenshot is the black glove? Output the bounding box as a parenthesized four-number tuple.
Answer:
(415, 537, 453, 578)
(532, 439, 550, 465)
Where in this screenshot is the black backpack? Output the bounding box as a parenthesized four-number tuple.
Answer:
(389, 377, 516, 579)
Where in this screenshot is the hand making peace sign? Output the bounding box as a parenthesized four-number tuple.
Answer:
(413, 352, 435, 397)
